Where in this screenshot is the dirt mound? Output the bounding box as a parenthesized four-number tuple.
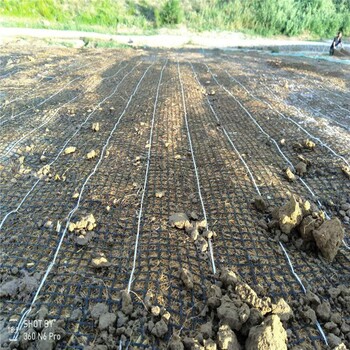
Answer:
(261, 196, 344, 262)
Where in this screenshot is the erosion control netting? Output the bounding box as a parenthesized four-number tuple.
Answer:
(0, 47, 349, 350)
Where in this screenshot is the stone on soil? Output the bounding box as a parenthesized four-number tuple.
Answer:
(91, 255, 110, 268)
(169, 334, 184, 350)
(316, 301, 331, 322)
(271, 298, 293, 322)
(87, 150, 97, 159)
(278, 196, 303, 234)
(295, 162, 307, 176)
(197, 236, 209, 252)
(235, 282, 272, 315)
(313, 218, 344, 262)
(303, 139, 316, 150)
(169, 213, 190, 229)
(148, 305, 159, 317)
(285, 167, 296, 182)
(298, 216, 318, 242)
(121, 290, 133, 315)
(341, 165, 350, 178)
(180, 268, 194, 289)
(246, 315, 287, 350)
(64, 146, 76, 155)
(217, 324, 241, 350)
(254, 196, 267, 212)
(92, 122, 100, 131)
(217, 295, 250, 331)
(91, 303, 109, 320)
(151, 319, 168, 338)
(98, 312, 116, 330)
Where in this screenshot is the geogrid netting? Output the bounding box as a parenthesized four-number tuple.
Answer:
(1, 47, 350, 349)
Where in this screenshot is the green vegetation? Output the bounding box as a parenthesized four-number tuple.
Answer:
(0, 0, 349, 37)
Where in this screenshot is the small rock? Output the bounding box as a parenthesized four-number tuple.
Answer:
(203, 230, 215, 239)
(169, 334, 184, 350)
(279, 196, 303, 234)
(151, 319, 168, 338)
(91, 255, 110, 268)
(121, 290, 133, 315)
(303, 139, 316, 150)
(189, 211, 199, 220)
(204, 339, 217, 350)
(316, 301, 331, 322)
(217, 324, 241, 350)
(200, 321, 213, 339)
(313, 218, 344, 262)
(151, 306, 161, 317)
(155, 191, 165, 198)
(44, 220, 53, 229)
(295, 162, 307, 176)
(254, 196, 267, 212)
(245, 315, 287, 350)
(324, 322, 337, 331)
(217, 295, 249, 331)
(191, 229, 199, 241)
(301, 307, 317, 324)
(341, 165, 350, 178)
(92, 122, 100, 131)
(305, 290, 321, 306)
(285, 167, 296, 182)
(279, 233, 289, 243)
(87, 150, 97, 159)
(70, 308, 82, 321)
(64, 146, 76, 155)
(341, 203, 350, 211)
(220, 268, 239, 287)
(99, 313, 116, 331)
(180, 268, 194, 290)
(298, 216, 318, 242)
(169, 213, 190, 229)
(328, 334, 342, 348)
(272, 298, 293, 321)
(162, 311, 171, 323)
(197, 236, 208, 253)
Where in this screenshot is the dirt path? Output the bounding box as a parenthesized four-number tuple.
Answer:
(0, 45, 349, 350)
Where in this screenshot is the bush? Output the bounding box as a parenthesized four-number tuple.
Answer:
(159, 0, 182, 26)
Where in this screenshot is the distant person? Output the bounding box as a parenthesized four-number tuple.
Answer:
(329, 31, 342, 55)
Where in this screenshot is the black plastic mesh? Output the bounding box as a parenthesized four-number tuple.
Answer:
(1, 48, 349, 349)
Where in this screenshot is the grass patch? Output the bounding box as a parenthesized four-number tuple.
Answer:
(0, 0, 349, 38)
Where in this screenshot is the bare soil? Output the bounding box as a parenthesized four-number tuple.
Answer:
(0, 42, 349, 349)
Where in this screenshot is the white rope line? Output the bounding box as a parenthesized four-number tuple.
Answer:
(224, 69, 350, 165)
(260, 81, 350, 167)
(0, 60, 97, 122)
(279, 242, 328, 346)
(0, 62, 140, 231)
(279, 242, 307, 293)
(189, 62, 261, 196)
(199, 57, 331, 345)
(1, 95, 78, 159)
(206, 65, 295, 171)
(210, 65, 350, 249)
(1, 61, 128, 159)
(0, 77, 82, 127)
(127, 59, 168, 293)
(177, 61, 216, 275)
(11, 63, 154, 341)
